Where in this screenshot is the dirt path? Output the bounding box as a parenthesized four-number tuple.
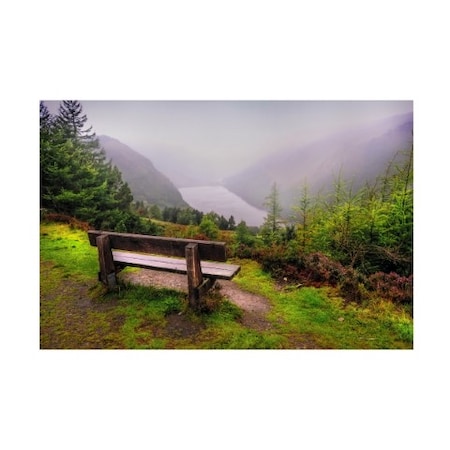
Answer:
(121, 268, 273, 331)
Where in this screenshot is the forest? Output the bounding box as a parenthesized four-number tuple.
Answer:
(40, 100, 413, 320)
(40, 101, 159, 234)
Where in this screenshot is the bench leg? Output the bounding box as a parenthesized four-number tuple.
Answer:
(96, 234, 117, 290)
(185, 243, 204, 310)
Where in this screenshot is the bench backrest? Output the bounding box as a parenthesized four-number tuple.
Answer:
(88, 230, 227, 262)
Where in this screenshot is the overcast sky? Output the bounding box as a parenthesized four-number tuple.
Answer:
(44, 100, 413, 180)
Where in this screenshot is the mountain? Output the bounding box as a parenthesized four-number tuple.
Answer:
(224, 112, 413, 210)
(98, 135, 188, 208)
(135, 142, 220, 188)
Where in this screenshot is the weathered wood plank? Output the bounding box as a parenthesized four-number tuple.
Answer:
(186, 243, 203, 310)
(88, 230, 227, 261)
(97, 234, 117, 289)
(112, 251, 240, 280)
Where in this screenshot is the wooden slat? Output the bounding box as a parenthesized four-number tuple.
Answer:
(88, 230, 227, 261)
(112, 251, 240, 280)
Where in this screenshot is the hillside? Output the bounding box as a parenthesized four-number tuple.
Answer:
(99, 135, 188, 208)
(224, 112, 413, 210)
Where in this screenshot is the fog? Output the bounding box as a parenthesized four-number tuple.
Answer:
(44, 100, 413, 185)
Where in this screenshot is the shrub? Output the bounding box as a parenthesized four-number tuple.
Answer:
(199, 216, 219, 240)
(232, 243, 256, 259)
(244, 237, 413, 306)
(256, 245, 294, 279)
(338, 268, 368, 303)
(256, 247, 347, 287)
(301, 252, 345, 286)
(368, 272, 413, 304)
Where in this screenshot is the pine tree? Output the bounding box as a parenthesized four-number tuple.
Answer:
(292, 181, 312, 250)
(56, 100, 96, 143)
(263, 182, 282, 232)
(218, 215, 230, 230)
(228, 215, 236, 230)
(261, 182, 283, 243)
(40, 101, 54, 141)
(40, 101, 152, 233)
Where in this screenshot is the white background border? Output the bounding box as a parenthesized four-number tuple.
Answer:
(1, 1, 448, 449)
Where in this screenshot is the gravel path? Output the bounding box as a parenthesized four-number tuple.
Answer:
(120, 268, 273, 331)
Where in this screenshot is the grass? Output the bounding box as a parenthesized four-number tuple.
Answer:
(40, 222, 281, 349)
(40, 222, 99, 280)
(233, 260, 413, 349)
(40, 221, 413, 349)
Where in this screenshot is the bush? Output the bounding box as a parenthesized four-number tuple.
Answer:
(338, 268, 368, 303)
(256, 245, 295, 279)
(256, 247, 347, 287)
(368, 272, 413, 304)
(232, 243, 255, 259)
(199, 216, 219, 240)
(238, 234, 413, 306)
(301, 252, 345, 286)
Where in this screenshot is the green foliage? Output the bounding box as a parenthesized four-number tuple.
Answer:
(233, 147, 413, 304)
(234, 260, 413, 349)
(228, 215, 236, 230)
(161, 206, 204, 225)
(235, 220, 255, 245)
(261, 182, 283, 244)
(40, 100, 155, 233)
(150, 205, 162, 220)
(56, 100, 96, 142)
(291, 182, 312, 251)
(198, 214, 219, 239)
(40, 222, 412, 349)
(230, 221, 259, 258)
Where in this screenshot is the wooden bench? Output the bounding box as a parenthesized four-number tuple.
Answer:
(88, 230, 240, 310)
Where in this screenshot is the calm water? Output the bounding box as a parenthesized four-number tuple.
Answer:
(179, 185, 266, 226)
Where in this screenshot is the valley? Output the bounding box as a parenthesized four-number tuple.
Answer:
(96, 108, 413, 218)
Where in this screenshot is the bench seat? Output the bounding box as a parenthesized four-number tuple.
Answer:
(113, 250, 241, 280)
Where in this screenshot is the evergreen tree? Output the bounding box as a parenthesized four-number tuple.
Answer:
(56, 100, 96, 143)
(228, 215, 236, 230)
(292, 182, 312, 251)
(40, 100, 153, 233)
(177, 208, 195, 225)
(263, 183, 282, 232)
(149, 204, 162, 220)
(261, 182, 283, 243)
(40, 101, 54, 141)
(218, 215, 230, 230)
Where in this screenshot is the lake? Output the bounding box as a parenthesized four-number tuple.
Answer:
(179, 185, 266, 226)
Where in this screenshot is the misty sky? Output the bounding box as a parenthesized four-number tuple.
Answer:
(44, 100, 412, 181)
